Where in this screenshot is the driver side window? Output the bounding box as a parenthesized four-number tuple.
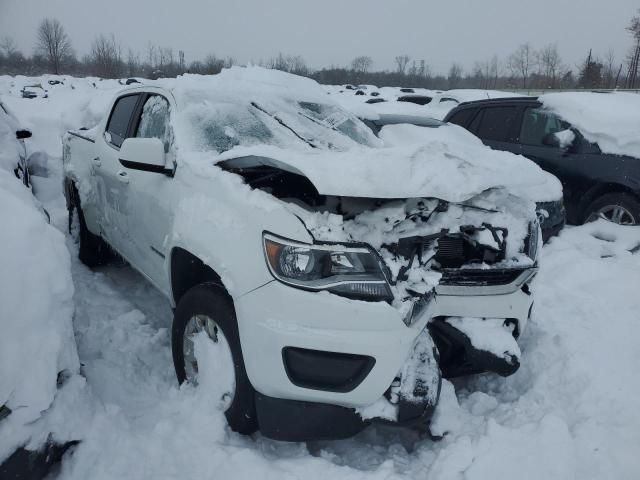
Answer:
(519, 108, 570, 147)
(135, 95, 171, 152)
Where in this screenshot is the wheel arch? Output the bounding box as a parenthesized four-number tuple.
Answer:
(578, 181, 640, 222)
(169, 247, 231, 307)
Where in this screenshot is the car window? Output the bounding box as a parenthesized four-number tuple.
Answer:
(135, 95, 171, 152)
(519, 107, 570, 147)
(474, 106, 518, 142)
(106, 94, 140, 148)
(447, 108, 475, 127)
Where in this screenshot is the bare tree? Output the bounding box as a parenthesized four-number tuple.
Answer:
(539, 44, 561, 88)
(508, 43, 536, 89)
(625, 9, 640, 88)
(89, 34, 122, 78)
(351, 56, 372, 73)
(448, 63, 463, 88)
(602, 49, 616, 88)
(126, 48, 139, 77)
(1, 36, 17, 57)
(36, 18, 72, 74)
(395, 55, 410, 75)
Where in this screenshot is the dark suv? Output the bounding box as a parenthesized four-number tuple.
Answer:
(444, 97, 640, 225)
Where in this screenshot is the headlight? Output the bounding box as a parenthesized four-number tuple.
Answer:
(263, 233, 393, 301)
(525, 220, 541, 261)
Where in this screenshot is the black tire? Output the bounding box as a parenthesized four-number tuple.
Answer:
(172, 283, 258, 435)
(583, 192, 640, 225)
(68, 184, 112, 267)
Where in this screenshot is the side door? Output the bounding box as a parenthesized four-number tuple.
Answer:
(118, 93, 175, 293)
(94, 93, 142, 252)
(515, 107, 587, 203)
(467, 105, 522, 155)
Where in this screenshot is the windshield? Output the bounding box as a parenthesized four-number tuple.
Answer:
(183, 99, 378, 153)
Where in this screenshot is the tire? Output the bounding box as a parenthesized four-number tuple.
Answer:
(172, 283, 258, 435)
(584, 192, 640, 225)
(68, 184, 112, 267)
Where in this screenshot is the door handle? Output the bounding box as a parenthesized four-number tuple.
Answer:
(92, 156, 101, 167)
(117, 170, 129, 184)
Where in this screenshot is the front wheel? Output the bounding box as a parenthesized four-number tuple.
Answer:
(584, 192, 640, 225)
(172, 283, 258, 435)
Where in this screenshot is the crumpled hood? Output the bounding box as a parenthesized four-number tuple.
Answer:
(212, 124, 562, 203)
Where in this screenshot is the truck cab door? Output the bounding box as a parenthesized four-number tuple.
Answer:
(115, 94, 175, 294)
(95, 93, 143, 254)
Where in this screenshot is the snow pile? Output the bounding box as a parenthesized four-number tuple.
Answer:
(0, 167, 80, 461)
(541, 92, 640, 158)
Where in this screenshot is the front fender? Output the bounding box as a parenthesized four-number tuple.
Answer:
(163, 189, 313, 306)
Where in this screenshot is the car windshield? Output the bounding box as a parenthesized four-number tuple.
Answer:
(184, 99, 378, 153)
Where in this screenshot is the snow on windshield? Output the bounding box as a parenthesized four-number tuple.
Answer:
(541, 92, 640, 158)
(159, 67, 379, 154)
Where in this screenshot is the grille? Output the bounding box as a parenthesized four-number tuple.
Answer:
(434, 236, 465, 267)
(439, 268, 524, 286)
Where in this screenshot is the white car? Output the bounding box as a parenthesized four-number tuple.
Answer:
(62, 68, 557, 441)
(0, 101, 32, 188)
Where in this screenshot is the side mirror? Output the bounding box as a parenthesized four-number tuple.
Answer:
(16, 130, 32, 140)
(543, 129, 576, 151)
(542, 132, 561, 148)
(119, 137, 174, 176)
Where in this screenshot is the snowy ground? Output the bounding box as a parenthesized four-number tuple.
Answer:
(2, 75, 640, 479)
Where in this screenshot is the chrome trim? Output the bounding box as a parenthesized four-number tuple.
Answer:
(435, 268, 537, 296)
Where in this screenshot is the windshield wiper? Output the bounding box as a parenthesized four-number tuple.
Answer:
(250, 102, 317, 149)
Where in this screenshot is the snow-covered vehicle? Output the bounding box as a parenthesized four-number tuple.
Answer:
(0, 101, 32, 188)
(62, 67, 558, 441)
(20, 84, 48, 99)
(445, 93, 640, 225)
(0, 157, 80, 475)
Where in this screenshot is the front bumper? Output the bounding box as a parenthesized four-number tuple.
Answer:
(235, 270, 534, 408)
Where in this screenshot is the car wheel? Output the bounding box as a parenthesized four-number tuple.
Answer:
(172, 283, 258, 435)
(584, 193, 640, 225)
(68, 185, 112, 267)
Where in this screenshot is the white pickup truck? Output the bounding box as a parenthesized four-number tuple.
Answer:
(63, 68, 557, 441)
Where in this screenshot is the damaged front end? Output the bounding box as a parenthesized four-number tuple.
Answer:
(223, 157, 539, 430)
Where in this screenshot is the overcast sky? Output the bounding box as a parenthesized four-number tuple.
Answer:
(0, 0, 637, 74)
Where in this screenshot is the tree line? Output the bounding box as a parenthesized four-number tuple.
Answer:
(1, 13, 639, 91)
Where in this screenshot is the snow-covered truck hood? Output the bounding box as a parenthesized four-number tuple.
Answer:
(212, 125, 562, 204)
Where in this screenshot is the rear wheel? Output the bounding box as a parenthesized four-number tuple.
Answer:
(584, 193, 640, 225)
(172, 283, 258, 435)
(68, 185, 112, 267)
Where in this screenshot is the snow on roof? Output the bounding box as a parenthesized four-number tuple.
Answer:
(146, 68, 561, 203)
(156, 66, 332, 106)
(541, 92, 640, 158)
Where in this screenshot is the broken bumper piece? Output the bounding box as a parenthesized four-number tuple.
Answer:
(256, 329, 442, 442)
(429, 317, 522, 378)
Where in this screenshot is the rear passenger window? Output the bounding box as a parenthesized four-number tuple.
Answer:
(474, 107, 518, 143)
(447, 108, 475, 127)
(106, 94, 140, 148)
